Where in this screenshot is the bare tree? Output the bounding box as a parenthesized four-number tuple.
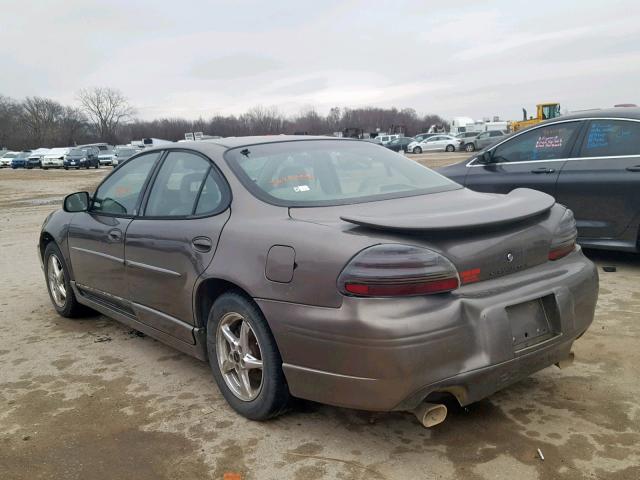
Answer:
(1, 91, 450, 148)
(21, 97, 65, 146)
(58, 107, 88, 146)
(77, 87, 135, 143)
(0, 95, 23, 149)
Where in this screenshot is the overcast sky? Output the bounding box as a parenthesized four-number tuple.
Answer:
(2, 0, 639, 122)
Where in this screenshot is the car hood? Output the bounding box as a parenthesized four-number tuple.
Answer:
(289, 187, 555, 232)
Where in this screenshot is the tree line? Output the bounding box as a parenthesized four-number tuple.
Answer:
(1, 87, 448, 150)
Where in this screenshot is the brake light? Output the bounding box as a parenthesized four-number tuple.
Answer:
(338, 244, 459, 297)
(549, 208, 577, 261)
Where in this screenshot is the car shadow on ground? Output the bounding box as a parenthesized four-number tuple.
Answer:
(582, 248, 640, 267)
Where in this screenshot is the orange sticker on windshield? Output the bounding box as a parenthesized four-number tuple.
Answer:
(271, 173, 314, 186)
(115, 186, 131, 196)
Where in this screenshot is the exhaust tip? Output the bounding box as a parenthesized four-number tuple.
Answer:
(555, 351, 575, 369)
(413, 402, 447, 428)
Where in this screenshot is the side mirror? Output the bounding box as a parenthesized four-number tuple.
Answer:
(63, 191, 90, 212)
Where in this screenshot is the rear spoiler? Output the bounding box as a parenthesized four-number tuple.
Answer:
(340, 188, 555, 231)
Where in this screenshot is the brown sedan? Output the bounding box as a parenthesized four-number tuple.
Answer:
(39, 137, 598, 427)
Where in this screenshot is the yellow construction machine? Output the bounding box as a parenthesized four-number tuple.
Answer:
(510, 103, 561, 132)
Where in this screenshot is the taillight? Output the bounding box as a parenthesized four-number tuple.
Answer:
(549, 208, 577, 261)
(337, 244, 459, 297)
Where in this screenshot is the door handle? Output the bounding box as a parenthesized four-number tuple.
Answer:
(192, 236, 212, 252)
(626, 165, 640, 172)
(530, 167, 556, 174)
(107, 228, 122, 241)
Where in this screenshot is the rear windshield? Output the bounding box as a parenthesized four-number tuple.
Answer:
(225, 140, 460, 206)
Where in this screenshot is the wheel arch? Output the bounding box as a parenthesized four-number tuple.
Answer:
(194, 277, 256, 329)
(39, 230, 57, 262)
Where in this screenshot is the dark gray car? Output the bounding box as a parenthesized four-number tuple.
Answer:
(462, 130, 507, 152)
(438, 108, 640, 252)
(38, 137, 598, 426)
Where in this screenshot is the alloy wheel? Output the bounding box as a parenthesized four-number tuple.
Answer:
(47, 254, 67, 308)
(216, 312, 264, 401)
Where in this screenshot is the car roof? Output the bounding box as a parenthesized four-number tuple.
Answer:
(140, 135, 355, 154)
(550, 107, 640, 122)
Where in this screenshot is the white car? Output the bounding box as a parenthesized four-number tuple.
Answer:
(42, 148, 70, 169)
(98, 149, 116, 166)
(406, 135, 463, 154)
(0, 151, 20, 167)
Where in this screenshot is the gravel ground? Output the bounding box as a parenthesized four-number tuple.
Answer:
(0, 164, 639, 480)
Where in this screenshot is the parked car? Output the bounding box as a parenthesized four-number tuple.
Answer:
(385, 136, 415, 152)
(374, 134, 400, 145)
(0, 151, 20, 167)
(76, 143, 115, 166)
(39, 137, 597, 426)
(414, 133, 442, 142)
(461, 130, 508, 152)
(64, 147, 100, 170)
(42, 148, 70, 169)
(98, 149, 116, 166)
(456, 131, 482, 141)
(407, 135, 462, 154)
(113, 146, 140, 167)
(27, 148, 51, 168)
(438, 108, 640, 252)
(10, 151, 32, 169)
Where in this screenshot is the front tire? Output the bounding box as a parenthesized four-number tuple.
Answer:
(465, 143, 475, 152)
(44, 242, 86, 318)
(413, 146, 422, 154)
(207, 292, 290, 420)
(445, 144, 455, 152)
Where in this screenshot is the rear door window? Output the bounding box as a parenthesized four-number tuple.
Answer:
(490, 122, 581, 163)
(579, 120, 640, 158)
(144, 151, 210, 217)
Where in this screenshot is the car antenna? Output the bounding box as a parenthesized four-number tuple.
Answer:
(240, 148, 251, 157)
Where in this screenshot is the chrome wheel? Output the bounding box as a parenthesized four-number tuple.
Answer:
(216, 312, 264, 401)
(47, 254, 67, 308)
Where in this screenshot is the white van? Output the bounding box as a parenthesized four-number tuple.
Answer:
(375, 134, 400, 145)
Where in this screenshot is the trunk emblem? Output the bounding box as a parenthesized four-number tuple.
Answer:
(506, 252, 514, 263)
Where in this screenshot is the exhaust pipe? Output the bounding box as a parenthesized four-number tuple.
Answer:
(555, 351, 575, 369)
(413, 402, 447, 428)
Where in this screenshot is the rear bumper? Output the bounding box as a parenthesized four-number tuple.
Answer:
(257, 249, 598, 411)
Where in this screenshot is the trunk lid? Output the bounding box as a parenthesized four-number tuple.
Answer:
(290, 187, 558, 284)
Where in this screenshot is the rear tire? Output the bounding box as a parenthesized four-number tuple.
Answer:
(44, 242, 87, 318)
(446, 144, 455, 152)
(413, 146, 422, 154)
(206, 292, 290, 420)
(465, 143, 475, 152)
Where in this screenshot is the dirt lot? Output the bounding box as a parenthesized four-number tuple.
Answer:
(1, 159, 639, 480)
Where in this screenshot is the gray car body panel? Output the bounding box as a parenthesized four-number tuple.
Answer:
(39, 137, 599, 412)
